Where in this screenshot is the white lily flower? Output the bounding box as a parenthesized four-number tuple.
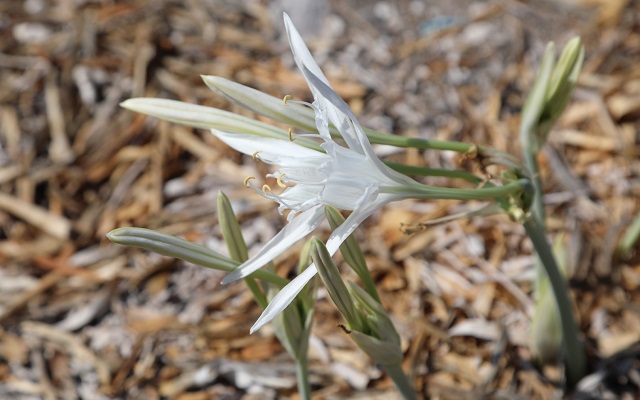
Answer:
(218, 13, 426, 333)
(119, 12, 528, 334)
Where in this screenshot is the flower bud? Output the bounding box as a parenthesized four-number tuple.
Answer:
(217, 191, 249, 262)
(310, 237, 362, 331)
(521, 37, 584, 153)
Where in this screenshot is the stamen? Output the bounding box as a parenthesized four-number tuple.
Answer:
(282, 94, 315, 109)
(262, 184, 271, 194)
(276, 173, 287, 188)
(243, 176, 255, 187)
(252, 150, 262, 161)
(288, 128, 295, 142)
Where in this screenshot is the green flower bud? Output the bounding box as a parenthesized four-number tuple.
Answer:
(310, 237, 362, 331)
(350, 331, 404, 367)
(348, 282, 400, 347)
(217, 191, 249, 262)
(521, 37, 584, 153)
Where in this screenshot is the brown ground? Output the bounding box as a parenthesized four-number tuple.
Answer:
(1, 0, 639, 399)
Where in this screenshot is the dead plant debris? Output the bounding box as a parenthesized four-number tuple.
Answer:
(0, 0, 639, 399)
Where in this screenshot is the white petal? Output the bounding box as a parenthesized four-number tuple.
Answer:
(212, 130, 325, 162)
(323, 190, 385, 254)
(221, 205, 325, 284)
(283, 13, 331, 89)
(121, 98, 277, 135)
(202, 75, 317, 131)
(303, 68, 368, 152)
(284, 12, 415, 188)
(283, 14, 363, 150)
(250, 265, 317, 333)
(251, 195, 387, 332)
(303, 69, 419, 186)
(321, 141, 392, 184)
(277, 185, 324, 207)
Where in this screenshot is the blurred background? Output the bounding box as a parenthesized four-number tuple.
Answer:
(0, 0, 638, 398)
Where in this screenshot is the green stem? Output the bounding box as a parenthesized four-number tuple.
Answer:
(388, 179, 529, 201)
(384, 161, 483, 184)
(382, 363, 416, 400)
(364, 127, 471, 152)
(524, 219, 587, 387)
(521, 121, 586, 385)
(522, 149, 546, 226)
(295, 357, 311, 400)
(278, 104, 516, 163)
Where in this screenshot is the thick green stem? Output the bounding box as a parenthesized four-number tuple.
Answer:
(524, 219, 587, 387)
(521, 133, 586, 386)
(384, 161, 483, 184)
(522, 149, 546, 226)
(382, 363, 417, 400)
(364, 128, 471, 153)
(388, 179, 529, 201)
(295, 357, 311, 400)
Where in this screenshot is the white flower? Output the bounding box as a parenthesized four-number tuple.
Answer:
(219, 13, 424, 333)
(120, 13, 509, 333)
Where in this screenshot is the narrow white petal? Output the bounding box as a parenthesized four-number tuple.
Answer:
(305, 72, 420, 185)
(324, 194, 384, 255)
(277, 185, 324, 207)
(282, 13, 364, 150)
(121, 98, 270, 133)
(221, 205, 325, 284)
(250, 264, 317, 333)
(251, 195, 387, 332)
(202, 75, 317, 131)
(121, 98, 324, 152)
(283, 13, 331, 88)
(304, 69, 392, 161)
(286, 10, 413, 184)
(212, 130, 325, 162)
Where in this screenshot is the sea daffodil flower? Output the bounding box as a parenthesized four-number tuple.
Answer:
(224, 13, 445, 332)
(119, 13, 529, 333)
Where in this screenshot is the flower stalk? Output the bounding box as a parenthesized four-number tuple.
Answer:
(519, 37, 587, 387)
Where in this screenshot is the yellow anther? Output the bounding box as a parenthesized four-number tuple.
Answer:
(262, 184, 272, 194)
(288, 128, 295, 142)
(283, 94, 293, 106)
(276, 173, 287, 188)
(243, 176, 255, 187)
(252, 150, 262, 160)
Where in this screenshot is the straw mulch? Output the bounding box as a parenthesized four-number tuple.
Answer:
(1, 0, 639, 399)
